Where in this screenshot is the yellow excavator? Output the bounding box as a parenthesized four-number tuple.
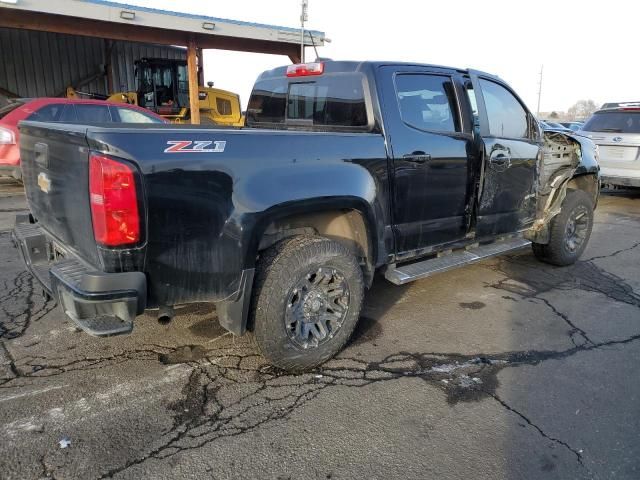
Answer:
(67, 58, 243, 126)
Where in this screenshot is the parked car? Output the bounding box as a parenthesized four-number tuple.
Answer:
(580, 106, 640, 188)
(560, 121, 584, 132)
(601, 101, 640, 109)
(540, 120, 573, 132)
(0, 98, 166, 180)
(13, 61, 599, 371)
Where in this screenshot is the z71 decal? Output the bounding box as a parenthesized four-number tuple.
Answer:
(164, 140, 226, 153)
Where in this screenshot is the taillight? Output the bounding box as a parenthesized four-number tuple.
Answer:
(286, 62, 324, 77)
(0, 126, 15, 145)
(89, 153, 140, 247)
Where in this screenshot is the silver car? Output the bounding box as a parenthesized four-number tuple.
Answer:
(580, 105, 640, 187)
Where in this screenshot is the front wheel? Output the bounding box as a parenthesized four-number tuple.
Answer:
(251, 236, 364, 371)
(532, 189, 594, 266)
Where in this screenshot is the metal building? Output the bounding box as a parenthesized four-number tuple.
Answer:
(0, 28, 186, 98)
(0, 0, 325, 123)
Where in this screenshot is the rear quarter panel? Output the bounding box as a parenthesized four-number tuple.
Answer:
(87, 127, 390, 307)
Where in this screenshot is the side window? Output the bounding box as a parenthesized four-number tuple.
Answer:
(479, 79, 528, 138)
(28, 104, 65, 121)
(58, 105, 78, 123)
(216, 97, 232, 116)
(111, 106, 163, 123)
(75, 104, 112, 123)
(395, 74, 460, 133)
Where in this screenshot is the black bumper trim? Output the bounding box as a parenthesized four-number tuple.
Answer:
(12, 219, 147, 337)
(0, 165, 21, 179)
(601, 175, 640, 188)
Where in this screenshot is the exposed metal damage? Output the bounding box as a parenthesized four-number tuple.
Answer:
(526, 132, 584, 244)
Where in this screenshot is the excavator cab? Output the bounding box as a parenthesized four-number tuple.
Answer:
(67, 57, 244, 126)
(135, 58, 189, 120)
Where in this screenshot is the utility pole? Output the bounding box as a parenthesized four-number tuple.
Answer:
(300, 0, 308, 63)
(536, 65, 543, 117)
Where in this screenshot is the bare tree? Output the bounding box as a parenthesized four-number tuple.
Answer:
(568, 100, 597, 120)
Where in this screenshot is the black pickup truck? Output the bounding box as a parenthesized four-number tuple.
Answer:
(13, 61, 599, 370)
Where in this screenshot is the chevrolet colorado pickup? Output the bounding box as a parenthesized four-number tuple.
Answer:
(13, 61, 599, 371)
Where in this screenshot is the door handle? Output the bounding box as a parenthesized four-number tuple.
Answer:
(403, 152, 431, 164)
(489, 150, 511, 169)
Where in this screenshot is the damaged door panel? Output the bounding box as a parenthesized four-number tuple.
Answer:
(466, 74, 538, 237)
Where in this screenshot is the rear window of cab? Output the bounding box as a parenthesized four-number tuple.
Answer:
(246, 73, 369, 131)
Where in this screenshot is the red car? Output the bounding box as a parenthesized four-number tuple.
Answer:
(0, 98, 167, 180)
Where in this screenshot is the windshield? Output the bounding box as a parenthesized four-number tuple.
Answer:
(582, 111, 640, 133)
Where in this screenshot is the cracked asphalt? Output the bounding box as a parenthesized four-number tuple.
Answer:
(1, 176, 640, 479)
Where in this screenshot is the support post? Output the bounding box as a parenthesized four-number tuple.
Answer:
(187, 37, 200, 125)
(196, 48, 205, 86)
(105, 40, 114, 93)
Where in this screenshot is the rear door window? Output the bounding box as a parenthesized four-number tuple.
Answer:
(582, 111, 640, 133)
(247, 73, 368, 129)
(75, 104, 112, 123)
(58, 104, 78, 122)
(395, 74, 460, 133)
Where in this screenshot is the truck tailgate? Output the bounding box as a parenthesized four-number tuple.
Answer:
(19, 122, 101, 266)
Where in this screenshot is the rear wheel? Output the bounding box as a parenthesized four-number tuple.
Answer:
(251, 236, 364, 371)
(532, 189, 594, 266)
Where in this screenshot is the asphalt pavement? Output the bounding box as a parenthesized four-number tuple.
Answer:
(1, 176, 639, 479)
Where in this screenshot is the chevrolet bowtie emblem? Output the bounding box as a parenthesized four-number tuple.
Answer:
(37, 172, 51, 193)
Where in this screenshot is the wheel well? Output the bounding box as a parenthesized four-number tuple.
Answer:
(258, 209, 373, 285)
(567, 174, 599, 204)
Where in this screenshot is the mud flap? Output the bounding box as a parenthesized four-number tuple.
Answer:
(216, 268, 255, 336)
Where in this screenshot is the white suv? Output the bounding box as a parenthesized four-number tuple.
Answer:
(580, 105, 640, 188)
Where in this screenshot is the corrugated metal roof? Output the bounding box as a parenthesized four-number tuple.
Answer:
(84, 0, 324, 36)
(0, 0, 325, 47)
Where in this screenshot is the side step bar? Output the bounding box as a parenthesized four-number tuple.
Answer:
(385, 237, 531, 285)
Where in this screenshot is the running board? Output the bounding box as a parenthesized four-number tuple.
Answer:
(385, 237, 531, 285)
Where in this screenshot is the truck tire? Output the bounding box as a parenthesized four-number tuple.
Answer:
(252, 235, 364, 371)
(532, 189, 594, 266)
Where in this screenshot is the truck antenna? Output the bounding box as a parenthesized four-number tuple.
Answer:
(300, 0, 309, 63)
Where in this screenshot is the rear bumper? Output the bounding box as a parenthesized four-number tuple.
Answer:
(0, 165, 21, 179)
(601, 175, 640, 188)
(12, 218, 146, 336)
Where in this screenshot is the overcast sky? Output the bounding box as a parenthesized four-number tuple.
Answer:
(122, 0, 638, 112)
